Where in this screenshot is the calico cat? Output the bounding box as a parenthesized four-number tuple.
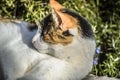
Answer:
(30, 0, 96, 80)
(32, 1, 119, 80)
(0, 0, 119, 80)
(0, 0, 95, 80)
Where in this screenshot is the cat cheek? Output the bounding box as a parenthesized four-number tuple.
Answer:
(32, 34, 49, 53)
(33, 40, 49, 53)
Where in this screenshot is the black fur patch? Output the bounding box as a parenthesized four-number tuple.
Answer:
(61, 8, 94, 39)
(40, 14, 53, 37)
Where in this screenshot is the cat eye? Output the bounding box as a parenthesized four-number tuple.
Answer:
(60, 8, 67, 13)
(60, 9, 66, 13)
(62, 30, 73, 36)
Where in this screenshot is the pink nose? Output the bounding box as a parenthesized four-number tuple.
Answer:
(32, 40, 36, 44)
(32, 33, 40, 44)
(32, 41, 36, 44)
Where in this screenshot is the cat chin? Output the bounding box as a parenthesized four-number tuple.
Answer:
(33, 41, 49, 54)
(32, 34, 49, 54)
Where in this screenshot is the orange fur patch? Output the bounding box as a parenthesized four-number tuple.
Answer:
(45, 0, 80, 45)
(43, 27, 73, 45)
(50, 0, 78, 31)
(56, 11, 78, 31)
(50, 0, 64, 10)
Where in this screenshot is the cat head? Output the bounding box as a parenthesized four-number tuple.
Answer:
(32, 0, 95, 56)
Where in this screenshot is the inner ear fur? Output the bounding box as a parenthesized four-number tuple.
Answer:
(50, 0, 78, 31)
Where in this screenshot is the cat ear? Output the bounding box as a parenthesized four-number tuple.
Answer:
(50, 0, 78, 31)
(50, 0, 64, 10)
(51, 8, 62, 28)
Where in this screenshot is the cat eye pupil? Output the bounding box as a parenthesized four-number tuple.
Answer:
(62, 30, 73, 36)
(60, 9, 66, 13)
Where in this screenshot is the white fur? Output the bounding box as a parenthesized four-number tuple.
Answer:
(0, 20, 117, 80)
(32, 28, 96, 80)
(0, 21, 50, 80)
(0, 20, 96, 80)
(69, 28, 78, 35)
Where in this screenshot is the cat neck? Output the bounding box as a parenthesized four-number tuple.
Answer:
(48, 37, 96, 66)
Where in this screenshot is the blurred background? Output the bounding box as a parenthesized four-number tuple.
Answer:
(0, 0, 120, 78)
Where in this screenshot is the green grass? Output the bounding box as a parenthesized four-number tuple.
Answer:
(0, 0, 120, 78)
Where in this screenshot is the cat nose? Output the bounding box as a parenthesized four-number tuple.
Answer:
(32, 33, 40, 44)
(32, 37, 38, 44)
(32, 36, 37, 44)
(32, 40, 36, 44)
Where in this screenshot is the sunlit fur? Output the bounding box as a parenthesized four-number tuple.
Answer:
(31, 1, 96, 80)
(0, 18, 95, 80)
(32, 24, 95, 80)
(0, 0, 96, 80)
(0, 0, 119, 80)
(0, 20, 36, 80)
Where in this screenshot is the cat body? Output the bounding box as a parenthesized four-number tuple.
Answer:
(0, 19, 95, 80)
(0, 20, 36, 80)
(29, 0, 96, 80)
(0, 20, 50, 80)
(0, 0, 119, 80)
(0, 0, 96, 80)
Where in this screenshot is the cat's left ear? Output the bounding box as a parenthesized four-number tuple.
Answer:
(51, 8, 62, 28)
(50, 0, 78, 31)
